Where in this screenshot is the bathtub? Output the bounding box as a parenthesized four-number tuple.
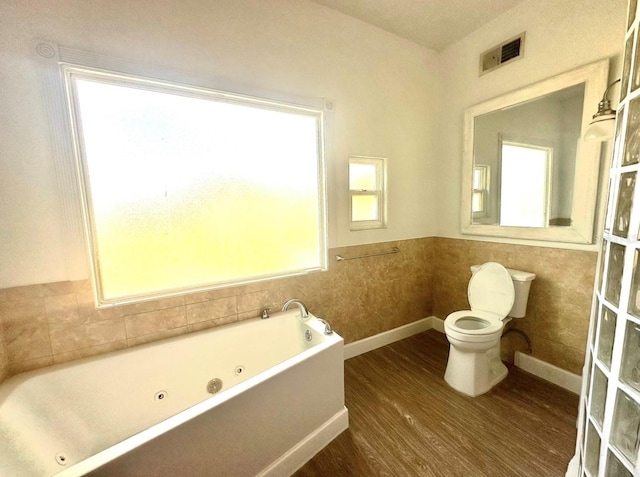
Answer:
(0, 308, 347, 477)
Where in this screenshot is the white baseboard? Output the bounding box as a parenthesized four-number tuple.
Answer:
(515, 351, 582, 394)
(344, 317, 434, 360)
(259, 407, 349, 477)
(348, 316, 582, 395)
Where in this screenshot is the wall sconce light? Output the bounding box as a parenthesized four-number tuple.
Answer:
(584, 79, 621, 141)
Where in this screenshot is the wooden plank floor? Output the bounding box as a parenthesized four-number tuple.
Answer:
(295, 330, 579, 477)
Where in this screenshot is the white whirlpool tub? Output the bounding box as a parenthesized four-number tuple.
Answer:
(0, 308, 348, 477)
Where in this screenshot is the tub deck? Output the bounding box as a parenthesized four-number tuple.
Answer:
(0, 310, 347, 476)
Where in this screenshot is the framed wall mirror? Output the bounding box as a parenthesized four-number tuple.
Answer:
(461, 59, 610, 243)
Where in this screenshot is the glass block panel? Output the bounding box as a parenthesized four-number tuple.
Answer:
(629, 250, 640, 319)
(598, 240, 608, 293)
(634, 33, 640, 94)
(590, 365, 608, 427)
(622, 34, 634, 102)
(620, 320, 640, 393)
(611, 389, 640, 464)
(591, 307, 598, 348)
(614, 109, 626, 187)
(606, 450, 633, 477)
(605, 243, 625, 307)
(605, 177, 617, 233)
(351, 195, 379, 222)
(624, 97, 640, 166)
(630, 0, 638, 30)
(613, 172, 636, 237)
(584, 421, 601, 476)
(584, 361, 594, 402)
(596, 305, 617, 369)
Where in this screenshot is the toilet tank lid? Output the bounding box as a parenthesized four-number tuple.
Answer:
(470, 265, 535, 282)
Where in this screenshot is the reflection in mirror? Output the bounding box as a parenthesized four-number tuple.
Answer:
(500, 140, 553, 227)
(461, 59, 609, 243)
(473, 84, 584, 228)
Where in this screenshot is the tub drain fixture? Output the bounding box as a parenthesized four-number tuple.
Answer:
(154, 390, 168, 401)
(55, 452, 68, 466)
(207, 378, 223, 394)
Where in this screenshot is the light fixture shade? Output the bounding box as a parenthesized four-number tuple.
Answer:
(585, 114, 616, 141)
(584, 79, 620, 141)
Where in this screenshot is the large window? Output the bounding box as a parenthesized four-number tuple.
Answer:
(64, 66, 327, 306)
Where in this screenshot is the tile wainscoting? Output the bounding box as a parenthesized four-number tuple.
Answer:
(433, 238, 597, 375)
(0, 331, 7, 383)
(0, 238, 434, 380)
(0, 237, 596, 382)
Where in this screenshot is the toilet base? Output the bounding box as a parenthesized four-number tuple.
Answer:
(444, 340, 508, 397)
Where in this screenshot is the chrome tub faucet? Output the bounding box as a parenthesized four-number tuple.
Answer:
(316, 318, 333, 335)
(282, 298, 309, 318)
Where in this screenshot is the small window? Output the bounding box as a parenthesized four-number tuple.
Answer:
(349, 156, 387, 230)
(472, 165, 490, 217)
(64, 66, 327, 306)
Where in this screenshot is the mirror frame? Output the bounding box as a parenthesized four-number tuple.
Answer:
(461, 59, 610, 243)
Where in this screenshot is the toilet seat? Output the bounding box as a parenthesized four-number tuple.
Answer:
(445, 310, 503, 334)
(444, 262, 515, 339)
(467, 262, 514, 318)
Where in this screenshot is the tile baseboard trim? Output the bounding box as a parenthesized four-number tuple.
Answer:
(514, 351, 582, 394)
(415, 318, 582, 395)
(431, 316, 445, 333)
(344, 317, 434, 360)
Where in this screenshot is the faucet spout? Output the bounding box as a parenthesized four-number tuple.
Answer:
(282, 298, 309, 318)
(316, 318, 333, 335)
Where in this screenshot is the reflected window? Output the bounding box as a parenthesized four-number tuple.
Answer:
(499, 141, 552, 227)
(472, 165, 490, 217)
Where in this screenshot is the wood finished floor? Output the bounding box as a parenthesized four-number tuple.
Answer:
(294, 330, 579, 477)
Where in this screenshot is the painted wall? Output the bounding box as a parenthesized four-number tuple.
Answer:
(0, 0, 629, 382)
(0, 0, 441, 289)
(433, 238, 597, 375)
(432, 0, 626, 375)
(0, 236, 595, 378)
(0, 239, 434, 376)
(437, 0, 627, 247)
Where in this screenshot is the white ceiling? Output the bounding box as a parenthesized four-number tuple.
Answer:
(309, 0, 525, 51)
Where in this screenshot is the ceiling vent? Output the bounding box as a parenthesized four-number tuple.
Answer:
(479, 33, 525, 76)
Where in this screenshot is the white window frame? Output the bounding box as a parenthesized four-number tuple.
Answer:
(348, 156, 387, 231)
(472, 164, 490, 218)
(62, 64, 329, 307)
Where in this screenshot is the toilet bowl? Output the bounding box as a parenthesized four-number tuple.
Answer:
(444, 262, 535, 397)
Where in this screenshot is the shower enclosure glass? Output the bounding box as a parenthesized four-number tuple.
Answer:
(576, 2, 640, 474)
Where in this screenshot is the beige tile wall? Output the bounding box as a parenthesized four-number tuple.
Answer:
(0, 238, 434, 380)
(0, 236, 597, 382)
(433, 238, 597, 375)
(0, 324, 7, 383)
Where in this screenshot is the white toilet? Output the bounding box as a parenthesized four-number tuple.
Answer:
(444, 262, 535, 397)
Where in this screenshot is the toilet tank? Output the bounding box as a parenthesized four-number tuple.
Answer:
(470, 265, 536, 318)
